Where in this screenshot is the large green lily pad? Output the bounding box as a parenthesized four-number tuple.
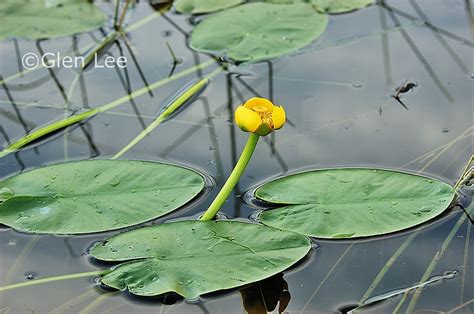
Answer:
(190, 2, 328, 62)
(311, 0, 374, 14)
(91, 220, 311, 299)
(0, 0, 106, 40)
(256, 168, 456, 239)
(0, 160, 205, 234)
(175, 0, 244, 14)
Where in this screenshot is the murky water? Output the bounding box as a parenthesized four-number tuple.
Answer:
(0, 0, 473, 313)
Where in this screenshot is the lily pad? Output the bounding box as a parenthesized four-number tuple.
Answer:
(190, 2, 328, 62)
(310, 0, 374, 14)
(255, 168, 456, 239)
(0, 0, 106, 40)
(0, 160, 205, 234)
(175, 0, 244, 14)
(91, 220, 311, 299)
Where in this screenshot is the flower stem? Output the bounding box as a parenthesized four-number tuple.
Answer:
(201, 133, 260, 221)
(0, 270, 108, 293)
(116, 0, 131, 31)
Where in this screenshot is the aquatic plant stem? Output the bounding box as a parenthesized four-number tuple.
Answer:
(49, 289, 97, 314)
(113, 0, 120, 28)
(82, 32, 119, 69)
(0, 270, 108, 293)
(201, 133, 260, 220)
(116, 0, 131, 31)
(0, 59, 215, 158)
(5, 236, 40, 284)
(358, 232, 417, 305)
(112, 67, 222, 159)
(78, 292, 120, 314)
(460, 221, 471, 303)
(404, 204, 474, 312)
(0, 9, 160, 86)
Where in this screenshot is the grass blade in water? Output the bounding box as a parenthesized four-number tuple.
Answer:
(82, 32, 119, 70)
(0, 109, 99, 158)
(0, 60, 215, 159)
(155, 77, 210, 120)
(113, 76, 211, 159)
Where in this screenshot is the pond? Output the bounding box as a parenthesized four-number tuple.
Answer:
(0, 0, 473, 313)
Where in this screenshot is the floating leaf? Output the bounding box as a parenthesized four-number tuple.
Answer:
(256, 168, 456, 238)
(91, 220, 310, 298)
(310, 0, 374, 14)
(190, 2, 328, 62)
(0, 0, 106, 40)
(0, 160, 205, 234)
(175, 0, 244, 14)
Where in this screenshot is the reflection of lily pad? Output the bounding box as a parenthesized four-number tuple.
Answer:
(0, 160, 205, 234)
(256, 168, 456, 239)
(190, 2, 328, 62)
(175, 0, 243, 14)
(0, 0, 106, 40)
(311, 0, 374, 14)
(91, 220, 310, 299)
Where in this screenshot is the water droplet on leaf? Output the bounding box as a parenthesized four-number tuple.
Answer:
(0, 187, 14, 201)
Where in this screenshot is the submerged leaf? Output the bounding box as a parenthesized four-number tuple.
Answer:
(0, 0, 106, 40)
(190, 2, 328, 62)
(256, 168, 456, 238)
(310, 0, 374, 14)
(113, 77, 210, 159)
(175, 0, 244, 14)
(0, 109, 99, 158)
(0, 160, 205, 234)
(91, 220, 310, 299)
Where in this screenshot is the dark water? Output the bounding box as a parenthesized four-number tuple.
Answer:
(0, 0, 473, 313)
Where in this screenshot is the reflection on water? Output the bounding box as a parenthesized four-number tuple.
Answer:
(0, 0, 473, 312)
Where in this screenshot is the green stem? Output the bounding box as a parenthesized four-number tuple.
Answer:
(0, 270, 108, 293)
(112, 67, 222, 159)
(0, 10, 160, 86)
(113, 0, 120, 28)
(5, 236, 39, 284)
(358, 232, 418, 306)
(0, 109, 99, 158)
(116, 0, 131, 31)
(49, 289, 97, 314)
(0, 59, 214, 158)
(166, 42, 178, 64)
(405, 205, 473, 312)
(201, 133, 260, 221)
(82, 32, 119, 69)
(78, 292, 120, 314)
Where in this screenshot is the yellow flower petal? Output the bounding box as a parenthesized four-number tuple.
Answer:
(235, 106, 262, 133)
(243, 97, 274, 112)
(272, 105, 286, 130)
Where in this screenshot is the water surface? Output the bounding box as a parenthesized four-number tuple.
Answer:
(0, 1, 473, 312)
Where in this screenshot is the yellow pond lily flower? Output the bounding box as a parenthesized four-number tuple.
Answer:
(235, 98, 286, 136)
